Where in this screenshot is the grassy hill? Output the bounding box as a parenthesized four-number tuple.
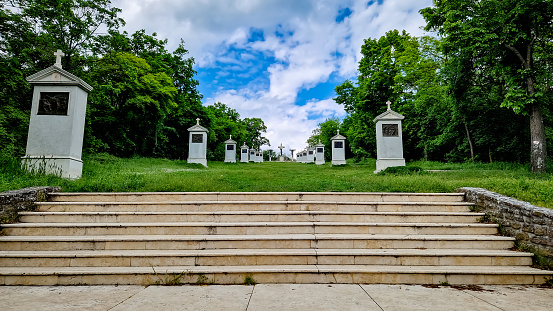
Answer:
(1, 153, 552, 208)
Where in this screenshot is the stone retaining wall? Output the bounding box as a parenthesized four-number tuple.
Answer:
(0, 186, 60, 224)
(457, 187, 553, 256)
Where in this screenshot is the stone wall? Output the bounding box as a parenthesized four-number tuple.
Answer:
(0, 186, 60, 224)
(457, 187, 553, 256)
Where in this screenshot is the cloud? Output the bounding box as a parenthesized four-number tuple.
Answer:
(111, 0, 433, 154)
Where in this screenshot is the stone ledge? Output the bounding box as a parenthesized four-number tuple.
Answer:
(0, 186, 61, 224)
(456, 187, 553, 258)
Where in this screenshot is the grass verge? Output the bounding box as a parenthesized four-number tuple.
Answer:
(1, 153, 553, 208)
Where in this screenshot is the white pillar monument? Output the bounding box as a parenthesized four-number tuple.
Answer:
(331, 130, 347, 165)
(289, 149, 296, 162)
(306, 147, 315, 163)
(374, 101, 405, 173)
(23, 49, 93, 179)
(187, 118, 208, 167)
(241, 144, 249, 163)
(224, 135, 237, 163)
(315, 142, 325, 165)
(249, 149, 256, 162)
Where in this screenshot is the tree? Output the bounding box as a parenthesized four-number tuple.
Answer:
(307, 118, 343, 161)
(243, 118, 269, 149)
(421, 0, 553, 172)
(87, 51, 177, 157)
(2, 0, 123, 72)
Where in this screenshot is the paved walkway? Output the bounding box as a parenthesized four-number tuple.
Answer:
(1, 284, 551, 310)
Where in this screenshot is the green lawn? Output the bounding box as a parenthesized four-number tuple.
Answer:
(2, 153, 553, 208)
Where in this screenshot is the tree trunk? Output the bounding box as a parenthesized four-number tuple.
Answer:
(529, 103, 547, 173)
(464, 122, 474, 161)
(505, 43, 548, 173)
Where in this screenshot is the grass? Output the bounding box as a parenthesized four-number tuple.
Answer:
(1, 153, 553, 208)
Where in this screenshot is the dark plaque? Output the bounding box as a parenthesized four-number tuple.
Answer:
(382, 124, 399, 137)
(308, 151, 313, 155)
(38, 92, 69, 115)
(191, 134, 203, 143)
(251, 151, 255, 154)
(242, 149, 248, 153)
(317, 148, 324, 153)
(334, 141, 343, 148)
(227, 145, 234, 151)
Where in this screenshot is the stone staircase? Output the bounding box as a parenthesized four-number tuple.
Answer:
(0, 192, 550, 285)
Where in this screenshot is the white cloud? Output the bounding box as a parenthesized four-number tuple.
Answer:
(111, 0, 433, 154)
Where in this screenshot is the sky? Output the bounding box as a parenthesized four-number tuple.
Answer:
(111, 0, 433, 155)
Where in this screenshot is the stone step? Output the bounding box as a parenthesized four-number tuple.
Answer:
(19, 211, 484, 224)
(0, 249, 533, 267)
(48, 192, 466, 203)
(1, 265, 549, 285)
(0, 234, 515, 251)
(36, 201, 473, 213)
(1, 222, 498, 236)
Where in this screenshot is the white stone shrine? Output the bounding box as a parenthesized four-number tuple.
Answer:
(374, 101, 405, 173)
(240, 144, 249, 162)
(187, 118, 208, 167)
(249, 149, 256, 162)
(23, 49, 93, 179)
(306, 148, 315, 163)
(224, 135, 237, 163)
(331, 130, 347, 165)
(315, 142, 325, 165)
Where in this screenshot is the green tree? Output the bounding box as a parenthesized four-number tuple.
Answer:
(307, 118, 343, 161)
(243, 118, 269, 149)
(87, 51, 177, 157)
(421, 0, 553, 172)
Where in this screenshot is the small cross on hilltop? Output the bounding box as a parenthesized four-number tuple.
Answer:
(54, 49, 65, 68)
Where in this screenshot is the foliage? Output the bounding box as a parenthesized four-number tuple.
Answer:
(421, 0, 553, 172)
(307, 118, 348, 161)
(0, 0, 262, 162)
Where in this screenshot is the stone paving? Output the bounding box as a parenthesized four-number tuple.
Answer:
(1, 284, 551, 311)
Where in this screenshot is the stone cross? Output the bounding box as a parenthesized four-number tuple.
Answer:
(54, 49, 65, 68)
(196, 118, 200, 125)
(386, 101, 392, 111)
(278, 143, 285, 156)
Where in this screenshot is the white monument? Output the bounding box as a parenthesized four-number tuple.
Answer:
(306, 148, 315, 163)
(249, 149, 256, 162)
(374, 101, 405, 173)
(290, 149, 296, 162)
(23, 49, 93, 179)
(224, 135, 237, 163)
(187, 118, 208, 167)
(315, 142, 325, 165)
(267, 149, 273, 162)
(331, 130, 347, 165)
(240, 143, 249, 162)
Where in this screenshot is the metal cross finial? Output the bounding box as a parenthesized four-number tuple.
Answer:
(54, 49, 65, 68)
(386, 101, 392, 111)
(196, 118, 200, 125)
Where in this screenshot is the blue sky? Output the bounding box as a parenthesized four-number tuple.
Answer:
(112, 0, 432, 154)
